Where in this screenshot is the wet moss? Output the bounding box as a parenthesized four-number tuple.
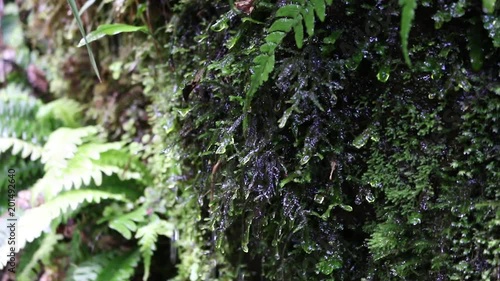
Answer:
(166, 0, 499, 279)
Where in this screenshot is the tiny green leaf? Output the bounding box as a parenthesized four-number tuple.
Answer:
(268, 18, 296, 33)
(302, 4, 315, 36)
(399, 0, 417, 67)
(482, 0, 496, 13)
(293, 19, 304, 48)
(77, 24, 148, 47)
(260, 42, 278, 53)
(276, 5, 302, 18)
(265, 32, 287, 45)
(311, 0, 326, 22)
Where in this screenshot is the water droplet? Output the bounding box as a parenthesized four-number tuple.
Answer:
(376, 66, 390, 82)
(278, 106, 295, 128)
(314, 194, 325, 204)
(211, 17, 229, 32)
(300, 155, 311, 165)
(408, 213, 422, 225)
(352, 126, 374, 149)
(365, 191, 375, 203)
(271, 239, 278, 247)
(354, 195, 362, 205)
(215, 234, 223, 249)
(216, 136, 234, 154)
(241, 148, 258, 165)
(241, 216, 252, 253)
(302, 241, 315, 254)
(315, 257, 342, 275)
(340, 204, 353, 212)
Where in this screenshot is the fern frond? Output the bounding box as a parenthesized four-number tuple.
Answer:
(0, 156, 43, 199)
(66, 250, 140, 281)
(399, 0, 417, 66)
(136, 216, 174, 280)
(32, 147, 142, 200)
(0, 137, 43, 160)
(42, 126, 99, 171)
(66, 252, 115, 281)
(17, 233, 63, 281)
(0, 189, 127, 268)
(36, 98, 84, 128)
(94, 250, 141, 281)
(98, 149, 152, 185)
(30, 126, 143, 202)
(245, 0, 331, 129)
(109, 207, 148, 239)
(0, 84, 50, 142)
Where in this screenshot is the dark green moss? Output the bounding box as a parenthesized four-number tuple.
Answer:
(160, 0, 500, 280)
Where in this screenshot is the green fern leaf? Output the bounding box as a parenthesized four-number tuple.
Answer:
(311, 0, 326, 21)
(17, 233, 63, 281)
(109, 207, 147, 239)
(302, 5, 315, 36)
(253, 54, 276, 83)
(399, 0, 417, 66)
(36, 98, 84, 128)
(66, 252, 114, 281)
(276, 5, 302, 18)
(0, 84, 51, 142)
(293, 15, 305, 48)
(66, 250, 140, 281)
(268, 18, 296, 33)
(0, 138, 43, 160)
(42, 126, 99, 171)
(0, 189, 127, 268)
(136, 216, 174, 281)
(98, 149, 152, 185)
(245, 0, 331, 131)
(95, 250, 141, 281)
(264, 33, 285, 46)
(32, 143, 129, 199)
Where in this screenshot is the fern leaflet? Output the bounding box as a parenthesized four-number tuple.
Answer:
(0, 189, 127, 268)
(17, 233, 63, 281)
(66, 252, 114, 281)
(136, 216, 174, 280)
(0, 138, 43, 160)
(41, 126, 99, 172)
(109, 206, 148, 239)
(399, 0, 417, 66)
(36, 98, 84, 128)
(245, 0, 331, 130)
(94, 250, 141, 281)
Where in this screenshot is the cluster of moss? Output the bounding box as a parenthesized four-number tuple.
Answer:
(167, 0, 499, 279)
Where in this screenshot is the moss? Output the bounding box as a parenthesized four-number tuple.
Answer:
(12, 0, 498, 279)
(169, 0, 499, 279)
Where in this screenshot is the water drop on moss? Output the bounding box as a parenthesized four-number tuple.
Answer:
(376, 67, 390, 82)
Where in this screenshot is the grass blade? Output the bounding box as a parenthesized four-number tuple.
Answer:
(67, 0, 101, 81)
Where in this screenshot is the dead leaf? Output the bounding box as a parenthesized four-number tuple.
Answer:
(27, 64, 48, 93)
(235, 0, 255, 15)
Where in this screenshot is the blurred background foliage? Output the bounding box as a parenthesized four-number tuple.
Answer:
(0, 0, 498, 280)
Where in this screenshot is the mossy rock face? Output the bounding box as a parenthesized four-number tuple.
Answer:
(174, 0, 499, 279)
(14, 0, 497, 279)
